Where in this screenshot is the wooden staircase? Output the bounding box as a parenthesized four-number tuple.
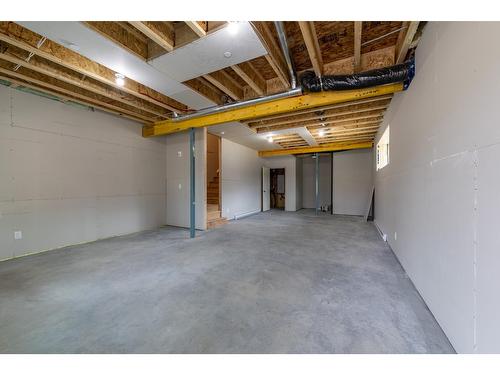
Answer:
(207, 174, 227, 229)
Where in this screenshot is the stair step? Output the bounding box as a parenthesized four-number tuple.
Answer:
(207, 217, 228, 229)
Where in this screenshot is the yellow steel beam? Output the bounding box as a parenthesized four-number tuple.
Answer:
(143, 82, 404, 137)
(258, 141, 373, 157)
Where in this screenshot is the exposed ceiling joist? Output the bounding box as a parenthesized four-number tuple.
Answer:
(395, 21, 419, 63)
(258, 140, 373, 157)
(250, 22, 290, 88)
(353, 21, 362, 72)
(0, 24, 187, 113)
(185, 21, 207, 38)
(129, 21, 175, 52)
(203, 70, 243, 101)
(0, 50, 169, 119)
(298, 21, 323, 77)
(231, 62, 266, 96)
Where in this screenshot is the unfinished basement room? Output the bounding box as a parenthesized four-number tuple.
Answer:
(1, 11, 500, 363)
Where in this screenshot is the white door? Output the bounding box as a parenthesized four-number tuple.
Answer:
(262, 167, 270, 211)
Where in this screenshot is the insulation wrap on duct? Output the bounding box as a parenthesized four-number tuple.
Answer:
(300, 58, 416, 92)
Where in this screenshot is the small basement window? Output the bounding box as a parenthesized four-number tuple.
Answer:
(376, 126, 390, 170)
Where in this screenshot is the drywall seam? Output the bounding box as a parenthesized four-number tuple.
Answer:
(472, 147, 478, 352)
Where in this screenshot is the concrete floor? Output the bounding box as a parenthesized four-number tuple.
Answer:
(0, 209, 454, 353)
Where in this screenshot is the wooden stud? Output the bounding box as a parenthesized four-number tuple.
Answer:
(258, 141, 373, 157)
(353, 21, 362, 72)
(143, 83, 404, 137)
(231, 62, 266, 96)
(183, 77, 225, 105)
(298, 21, 323, 77)
(129, 21, 175, 52)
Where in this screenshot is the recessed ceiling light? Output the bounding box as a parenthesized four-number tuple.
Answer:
(318, 129, 325, 137)
(227, 21, 240, 36)
(223, 51, 232, 58)
(220, 131, 225, 135)
(268, 136, 273, 143)
(115, 73, 125, 87)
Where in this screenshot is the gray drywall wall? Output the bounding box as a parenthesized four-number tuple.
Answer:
(374, 22, 500, 353)
(295, 157, 303, 210)
(0, 85, 167, 261)
(165, 128, 206, 230)
(221, 138, 262, 219)
(332, 149, 373, 215)
(263, 156, 298, 211)
(302, 154, 332, 209)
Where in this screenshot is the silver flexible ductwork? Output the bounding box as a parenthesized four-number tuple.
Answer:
(274, 21, 297, 89)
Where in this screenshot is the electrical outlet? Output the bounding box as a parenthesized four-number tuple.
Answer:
(382, 233, 387, 242)
(394, 232, 397, 241)
(14, 230, 22, 240)
(178, 183, 182, 190)
(177, 151, 182, 158)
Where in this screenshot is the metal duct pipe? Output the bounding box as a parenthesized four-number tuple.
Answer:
(274, 21, 297, 89)
(170, 87, 302, 123)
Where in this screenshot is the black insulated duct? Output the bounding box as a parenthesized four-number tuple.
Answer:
(300, 58, 416, 92)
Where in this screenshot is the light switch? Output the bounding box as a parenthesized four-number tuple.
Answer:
(14, 230, 22, 240)
(177, 151, 182, 158)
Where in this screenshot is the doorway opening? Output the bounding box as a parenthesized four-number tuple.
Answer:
(206, 133, 226, 228)
(270, 168, 285, 209)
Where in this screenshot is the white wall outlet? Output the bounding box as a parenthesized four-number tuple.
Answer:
(177, 151, 182, 158)
(178, 183, 182, 190)
(394, 232, 397, 241)
(14, 230, 22, 240)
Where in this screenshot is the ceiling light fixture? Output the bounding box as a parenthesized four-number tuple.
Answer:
(318, 129, 325, 137)
(223, 51, 232, 58)
(268, 136, 273, 143)
(227, 21, 240, 36)
(115, 73, 125, 87)
(220, 131, 225, 135)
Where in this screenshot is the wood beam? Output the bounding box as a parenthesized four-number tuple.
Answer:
(231, 62, 266, 96)
(203, 70, 243, 101)
(129, 21, 174, 52)
(0, 50, 170, 119)
(143, 83, 404, 137)
(185, 21, 207, 38)
(395, 21, 419, 64)
(298, 21, 323, 77)
(258, 141, 373, 157)
(353, 21, 362, 72)
(250, 22, 290, 88)
(0, 24, 187, 113)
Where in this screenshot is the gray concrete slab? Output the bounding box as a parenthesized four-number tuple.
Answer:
(0, 209, 455, 353)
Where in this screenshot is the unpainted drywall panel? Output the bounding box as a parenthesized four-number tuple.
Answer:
(332, 149, 373, 216)
(373, 22, 500, 353)
(0, 85, 167, 260)
(165, 128, 206, 230)
(302, 155, 332, 209)
(221, 138, 262, 219)
(476, 144, 500, 353)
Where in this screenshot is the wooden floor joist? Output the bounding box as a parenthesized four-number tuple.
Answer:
(143, 83, 404, 137)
